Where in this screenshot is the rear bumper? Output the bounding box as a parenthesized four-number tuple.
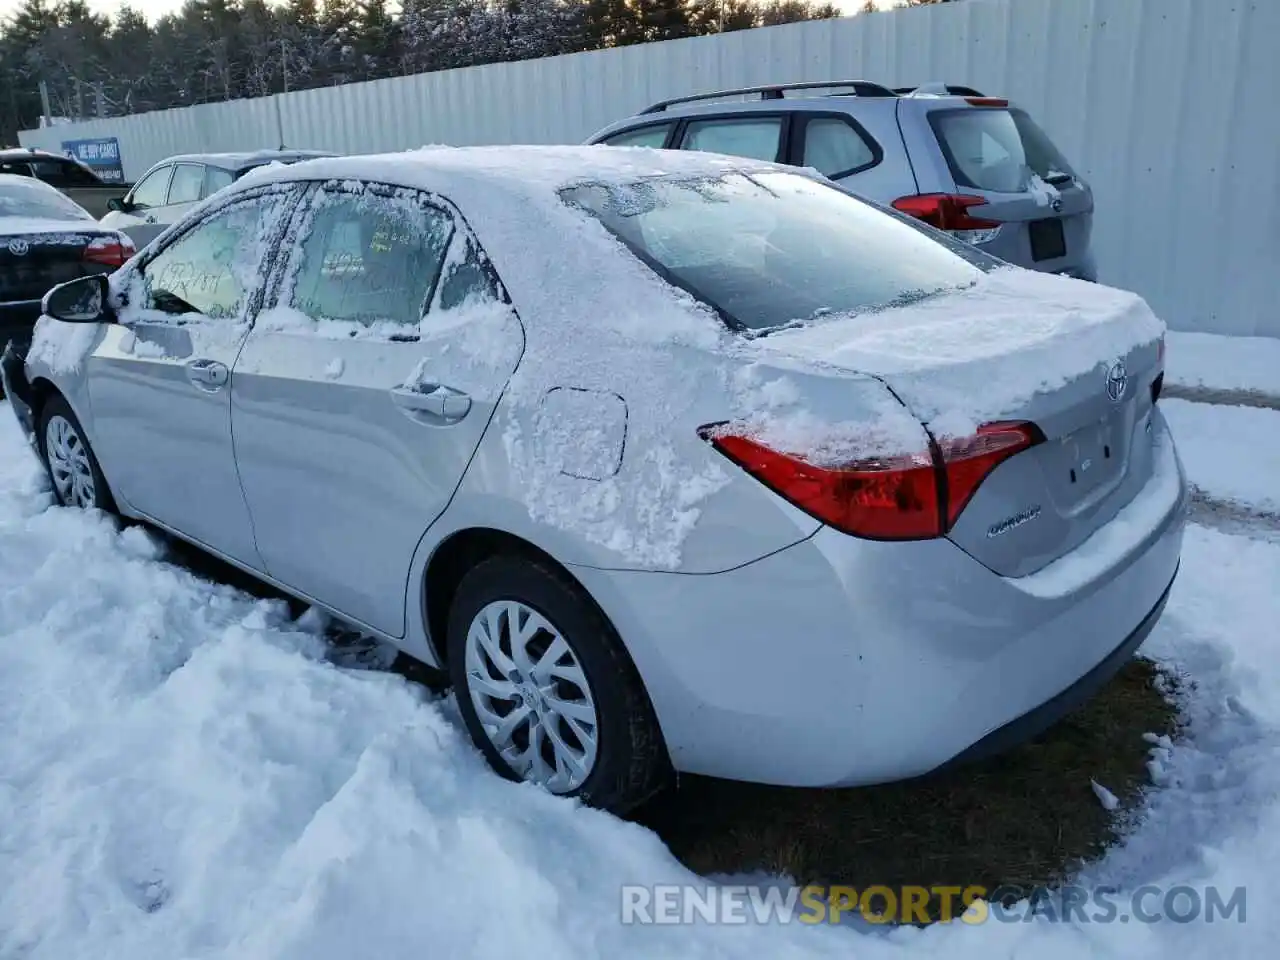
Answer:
(937, 566, 1174, 770)
(571, 423, 1188, 787)
(1, 340, 37, 444)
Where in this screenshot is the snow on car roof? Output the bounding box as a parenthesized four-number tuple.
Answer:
(243, 143, 791, 198)
(240, 144, 798, 354)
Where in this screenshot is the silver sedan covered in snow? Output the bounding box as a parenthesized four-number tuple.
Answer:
(1, 146, 1187, 812)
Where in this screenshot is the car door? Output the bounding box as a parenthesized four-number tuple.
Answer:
(87, 183, 305, 569)
(230, 181, 525, 637)
(102, 164, 173, 245)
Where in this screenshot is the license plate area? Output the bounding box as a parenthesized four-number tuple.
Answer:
(1058, 416, 1124, 497)
(1028, 217, 1067, 261)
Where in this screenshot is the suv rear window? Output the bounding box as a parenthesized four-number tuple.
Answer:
(930, 108, 1076, 193)
(562, 171, 989, 333)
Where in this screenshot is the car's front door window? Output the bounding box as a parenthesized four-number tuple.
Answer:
(138, 191, 295, 321)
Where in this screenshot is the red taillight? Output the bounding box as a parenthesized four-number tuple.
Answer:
(83, 233, 134, 268)
(703, 421, 1040, 541)
(892, 193, 1000, 232)
(965, 97, 1009, 107)
(935, 423, 1040, 528)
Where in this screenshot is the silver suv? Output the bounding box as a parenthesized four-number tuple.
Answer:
(587, 80, 1096, 280)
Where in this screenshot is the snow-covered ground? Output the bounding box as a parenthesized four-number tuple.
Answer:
(1166, 332, 1280, 398)
(1, 393, 1277, 959)
(1162, 399, 1280, 514)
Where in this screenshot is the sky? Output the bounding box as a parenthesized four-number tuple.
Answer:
(0, 0, 895, 25)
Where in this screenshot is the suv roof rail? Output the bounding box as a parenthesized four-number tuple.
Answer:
(639, 80, 899, 114)
(894, 83, 987, 98)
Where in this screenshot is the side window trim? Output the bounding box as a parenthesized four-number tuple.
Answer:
(128, 183, 307, 320)
(788, 112, 884, 180)
(671, 112, 792, 164)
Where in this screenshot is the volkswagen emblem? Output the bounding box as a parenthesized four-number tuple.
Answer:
(7, 238, 29, 256)
(1105, 360, 1128, 403)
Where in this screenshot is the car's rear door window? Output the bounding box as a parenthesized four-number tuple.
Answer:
(930, 108, 1076, 193)
(601, 124, 674, 149)
(800, 116, 880, 178)
(678, 117, 784, 163)
(203, 166, 234, 198)
(166, 163, 205, 205)
(283, 185, 454, 334)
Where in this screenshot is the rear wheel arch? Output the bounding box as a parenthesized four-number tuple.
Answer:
(423, 527, 598, 668)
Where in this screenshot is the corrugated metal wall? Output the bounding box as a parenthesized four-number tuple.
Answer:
(19, 0, 1280, 337)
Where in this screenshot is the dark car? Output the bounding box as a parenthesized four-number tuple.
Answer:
(0, 147, 105, 188)
(0, 173, 134, 357)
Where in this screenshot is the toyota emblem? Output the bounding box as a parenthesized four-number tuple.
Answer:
(1051, 198, 1063, 213)
(7, 238, 29, 256)
(1105, 360, 1128, 403)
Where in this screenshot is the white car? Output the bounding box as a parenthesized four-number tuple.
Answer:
(100, 149, 334, 249)
(5, 146, 1185, 813)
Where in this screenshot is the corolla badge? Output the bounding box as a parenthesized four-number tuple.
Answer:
(7, 239, 29, 256)
(987, 505, 1042, 539)
(1105, 359, 1128, 402)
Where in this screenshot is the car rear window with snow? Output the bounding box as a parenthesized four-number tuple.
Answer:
(562, 172, 985, 333)
(0, 177, 92, 221)
(929, 108, 1076, 193)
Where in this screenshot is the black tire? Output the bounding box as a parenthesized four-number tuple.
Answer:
(37, 393, 116, 512)
(447, 553, 668, 814)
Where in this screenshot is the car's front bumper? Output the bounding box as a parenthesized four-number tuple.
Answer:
(570, 418, 1188, 787)
(1, 339, 37, 446)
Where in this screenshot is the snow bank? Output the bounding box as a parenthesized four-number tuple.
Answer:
(4, 400, 1280, 959)
(1161, 399, 1280, 513)
(1165, 332, 1280, 398)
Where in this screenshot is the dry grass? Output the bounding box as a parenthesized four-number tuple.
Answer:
(631, 659, 1181, 919)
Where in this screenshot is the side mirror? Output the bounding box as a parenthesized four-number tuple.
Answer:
(43, 275, 111, 324)
(106, 196, 127, 213)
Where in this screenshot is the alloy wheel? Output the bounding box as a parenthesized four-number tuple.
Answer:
(45, 414, 97, 508)
(463, 599, 600, 793)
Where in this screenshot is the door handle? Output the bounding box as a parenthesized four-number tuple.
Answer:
(185, 358, 228, 392)
(390, 383, 471, 425)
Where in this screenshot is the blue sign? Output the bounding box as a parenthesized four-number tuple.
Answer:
(60, 137, 125, 184)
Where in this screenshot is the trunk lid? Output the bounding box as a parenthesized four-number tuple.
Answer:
(0, 218, 100, 303)
(751, 269, 1166, 576)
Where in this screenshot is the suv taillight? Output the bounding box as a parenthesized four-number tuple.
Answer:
(892, 193, 1001, 245)
(84, 233, 134, 268)
(702, 422, 1041, 541)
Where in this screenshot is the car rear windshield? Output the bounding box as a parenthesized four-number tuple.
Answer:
(929, 107, 1076, 194)
(0, 178, 93, 221)
(561, 172, 989, 333)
